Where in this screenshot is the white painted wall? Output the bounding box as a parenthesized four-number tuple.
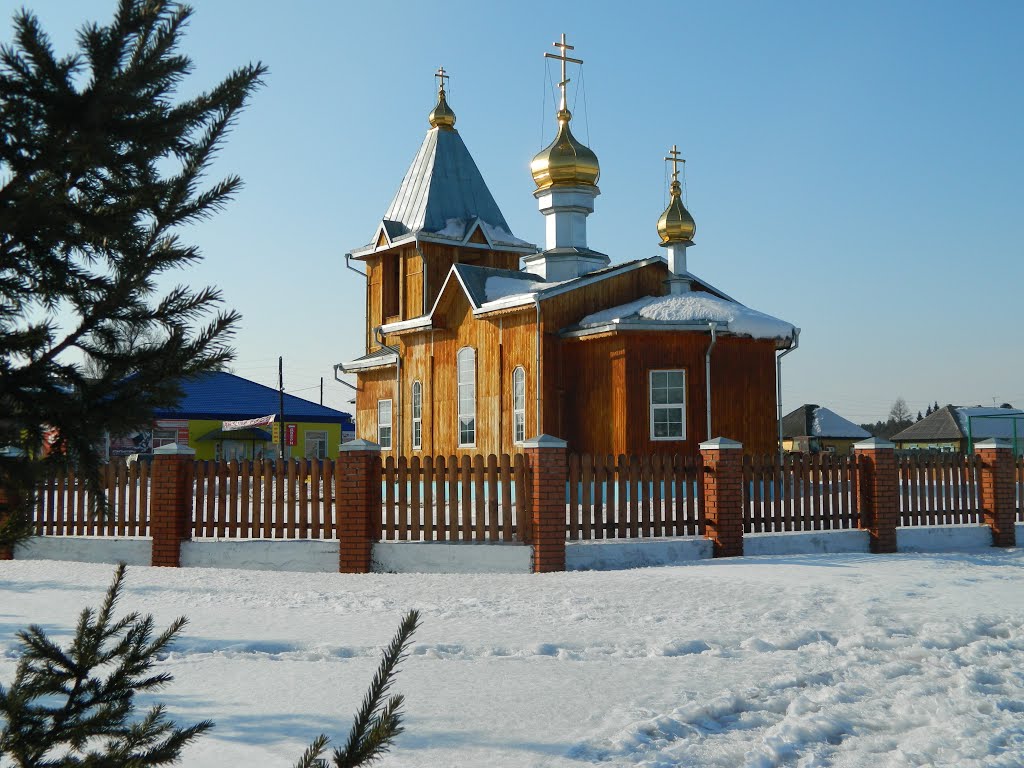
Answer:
(180, 540, 339, 573)
(372, 542, 532, 574)
(14, 536, 151, 566)
(743, 530, 871, 557)
(897, 525, 993, 552)
(566, 537, 713, 571)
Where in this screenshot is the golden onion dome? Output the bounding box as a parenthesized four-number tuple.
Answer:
(428, 87, 456, 130)
(530, 108, 600, 191)
(657, 179, 696, 243)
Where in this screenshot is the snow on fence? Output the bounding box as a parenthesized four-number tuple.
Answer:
(565, 453, 703, 540)
(378, 454, 531, 542)
(33, 459, 150, 537)
(743, 453, 860, 533)
(897, 452, 981, 526)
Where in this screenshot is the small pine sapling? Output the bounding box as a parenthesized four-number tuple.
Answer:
(294, 610, 421, 768)
(0, 563, 212, 765)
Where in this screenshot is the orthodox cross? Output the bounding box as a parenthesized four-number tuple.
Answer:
(664, 144, 686, 183)
(544, 33, 583, 109)
(434, 65, 449, 94)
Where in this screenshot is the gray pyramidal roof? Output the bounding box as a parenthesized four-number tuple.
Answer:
(377, 127, 520, 243)
(891, 406, 964, 442)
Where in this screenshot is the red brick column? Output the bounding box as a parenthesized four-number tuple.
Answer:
(854, 438, 898, 554)
(336, 439, 382, 574)
(700, 438, 744, 557)
(523, 435, 567, 573)
(974, 439, 1017, 548)
(150, 445, 195, 567)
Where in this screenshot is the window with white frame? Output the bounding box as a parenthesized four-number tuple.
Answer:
(512, 366, 526, 444)
(411, 380, 422, 450)
(377, 399, 393, 449)
(304, 430, 328, 459)
(650, 370, 686, 440)
(457, 347, 476, 446)
(151, 429, 177, 450)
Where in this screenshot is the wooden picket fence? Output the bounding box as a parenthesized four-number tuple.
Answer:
(898, 452, 981, 526)
(743, 453, 861, 533)
(191, 458, 338, 539)
(566, 453, 703, 540)
(378, 454, 530, 542)
(33, 459, 151, 537)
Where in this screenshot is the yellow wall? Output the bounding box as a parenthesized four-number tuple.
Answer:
(186, 420, 342, 461)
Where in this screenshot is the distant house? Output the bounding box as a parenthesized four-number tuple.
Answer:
(780, 404, 870, 455)
(105, 371, 354, 461)
(891, 405, 1024, 454)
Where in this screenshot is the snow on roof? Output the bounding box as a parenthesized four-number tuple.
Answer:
(955, 407, 1024, 439)
(484, 275, 560, 302)
(577, 293, 796, 341)
(811, 407, 870, 439)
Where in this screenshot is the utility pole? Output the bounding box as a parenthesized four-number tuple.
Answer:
(320, 376, 324, 406)
(278, 356, 285, 460)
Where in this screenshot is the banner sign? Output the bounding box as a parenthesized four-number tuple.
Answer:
(285, 423, 298, 447)
(223, 414, 276, 431)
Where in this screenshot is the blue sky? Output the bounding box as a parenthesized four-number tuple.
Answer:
(9, 1, 1023, 424)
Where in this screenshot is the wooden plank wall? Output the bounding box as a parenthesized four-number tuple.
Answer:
(379, 453, 530, 542)
(566, 453, 703, 540)
(32, 460, 150, 536)
(897, 452, 981, 526)
(742, 453, 860, 533)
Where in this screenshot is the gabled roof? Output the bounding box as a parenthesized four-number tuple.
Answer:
(353, 127, 534, 254)
(372, 257, 743, 339)
(781, 404, 869, 439)
(152, 371, 352, 425)
(891, 405, 1024, 443)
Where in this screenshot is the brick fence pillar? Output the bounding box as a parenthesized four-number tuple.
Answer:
(336, 439, 381, 574)
(853, 437, 898, 554)
(974, 438, 1017, 548)
(523, 435, 567, 573)
(150, 444, 195, 567)
(699, 437, 744, 557)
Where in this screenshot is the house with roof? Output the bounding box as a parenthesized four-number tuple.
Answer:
(338, 44, 798, 458)
(105, 371, 354, 461)
(891, 405, 1024, 454)
(780, 404, 870, 455)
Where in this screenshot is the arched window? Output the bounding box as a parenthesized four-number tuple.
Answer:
(457, 347, 476, 446)
(411, 380, 422, 450)
(512, 366, 526, 444)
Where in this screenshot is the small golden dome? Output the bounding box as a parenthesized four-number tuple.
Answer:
(428, 88, 456, 130)
(657, 179, 696, 243)
(530, 108, 600, 191)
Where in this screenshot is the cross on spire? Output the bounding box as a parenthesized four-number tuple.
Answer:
(664, 144, 685, 183)
(434, 65, 449, 94)
(544, 33, 583, 112)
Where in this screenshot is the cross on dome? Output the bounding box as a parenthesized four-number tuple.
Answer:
(664, 144, 686, 183)
(434, 65, 449, 94)
(544, 33, 583, 114)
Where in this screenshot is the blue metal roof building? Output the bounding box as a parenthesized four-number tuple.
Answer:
(152, 371, 352, 426)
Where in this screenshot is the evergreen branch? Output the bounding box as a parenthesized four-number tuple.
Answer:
(293, 733, 331, 768)
(333, 610, 420, 768)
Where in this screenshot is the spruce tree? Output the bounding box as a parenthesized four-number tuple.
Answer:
(0, 564, 212, 764)
(0, 0, 266, 546)
(1, 565, 421, 767)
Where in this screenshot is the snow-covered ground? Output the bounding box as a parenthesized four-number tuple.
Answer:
(2, 552, 1024, 767)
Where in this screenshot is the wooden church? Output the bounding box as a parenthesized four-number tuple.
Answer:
(338, 38, 798, 458)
